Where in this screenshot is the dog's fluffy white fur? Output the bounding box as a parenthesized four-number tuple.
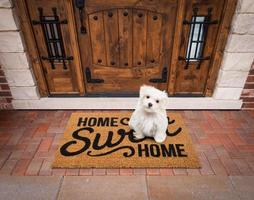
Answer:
(129, 85, 168, 143)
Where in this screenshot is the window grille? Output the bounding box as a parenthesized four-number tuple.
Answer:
(32, 7, 73, 70)
(178, 7, 218, 69)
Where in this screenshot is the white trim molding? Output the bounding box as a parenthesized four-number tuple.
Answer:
(12, 97, 242, 110)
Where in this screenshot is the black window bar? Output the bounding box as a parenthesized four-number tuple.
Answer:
(178, 7, 218, 69)
(32, 7, 73, 70)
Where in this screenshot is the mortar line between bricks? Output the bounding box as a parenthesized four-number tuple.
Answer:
(211, 144, 230, 176)
(145, 176, 151, 200)
(25, 138, 43, 176)
(11, 130, 28, 162)
(203, 152, 216, 175)
(11, 158, 32, 176)
(206, 155, 226, 176)
(0, 151, 11, 171)
(36, 159, 44, 176)
(228, 176, 242, 200)
(227, 132, 244, 151)
(55, 176, 64, 200)
(244, 158, 254, 174)
(236, 158, 254, 175)
(5, 131, 13, 146)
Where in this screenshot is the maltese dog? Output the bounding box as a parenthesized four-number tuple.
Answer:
(129, 85, 168, 143)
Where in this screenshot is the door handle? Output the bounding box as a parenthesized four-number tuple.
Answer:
(75, 0, 87, 34)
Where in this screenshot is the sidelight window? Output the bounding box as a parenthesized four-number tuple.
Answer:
(186, 16, 205, 62)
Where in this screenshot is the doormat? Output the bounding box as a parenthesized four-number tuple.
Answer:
(52, 112, 200, 168)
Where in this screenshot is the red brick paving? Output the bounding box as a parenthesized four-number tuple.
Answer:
(12, 159, 31, 176)
(146, 168, 160, 176)
(66, 169, 80, 176)
(119, 168, 133, 175)
(0, 110, 254, 176)
(52, 168, 66, 176)
(173, 168, 188, 175)
(106, 168, 119, 175)
(93, 168, 106, 175)
(133, 168, 147, 175)
(79, 168, 93, 176)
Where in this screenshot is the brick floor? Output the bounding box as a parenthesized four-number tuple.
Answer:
(0, 110, 254, 176)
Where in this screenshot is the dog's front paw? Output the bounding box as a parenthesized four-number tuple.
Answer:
(133, 131, 145, 140)
(154, 133, 166, 143)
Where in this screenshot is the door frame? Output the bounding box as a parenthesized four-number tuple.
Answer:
(14, 0, 238, 97)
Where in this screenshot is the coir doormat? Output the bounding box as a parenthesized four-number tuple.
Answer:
(52, 112, 200, 168)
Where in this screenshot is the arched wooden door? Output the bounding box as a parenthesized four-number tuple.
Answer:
(75, 0, 177, 95)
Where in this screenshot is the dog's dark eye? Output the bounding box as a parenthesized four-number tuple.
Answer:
(156, 100, 159, 103)
(146, 96, 150, 99)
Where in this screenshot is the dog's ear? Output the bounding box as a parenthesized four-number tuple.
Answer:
(139, 85, 148, 97)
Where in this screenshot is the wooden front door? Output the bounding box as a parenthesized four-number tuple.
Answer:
(75, 0, 177, 95)
(17, 0, 236, 97)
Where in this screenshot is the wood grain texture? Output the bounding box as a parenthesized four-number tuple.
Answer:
(89, 12, 107, 66)
(173, 0, 225, 95)
(204, 0, 238, 96)
(118, 8, 133, 68)
(133, 9, 147, 67)
(24, 0, 80, 95)
(14, 0, 48, 97)
(168, 0, 186, 95)
(17, 0, 236, 97)
(146, 12, 163, 67)
(78, 0, 177, 94)
(104, 9, 120, 67)
(64, 0, 85, 95)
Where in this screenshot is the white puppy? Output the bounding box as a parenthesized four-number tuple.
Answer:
(129, 85, 168, 143)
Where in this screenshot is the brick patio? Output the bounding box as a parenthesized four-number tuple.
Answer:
(0, 110, 254, 176)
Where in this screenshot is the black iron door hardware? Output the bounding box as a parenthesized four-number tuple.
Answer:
(179, 7, 218, 70)
(149, 67, 168, 83)
(32, 7, 73, 70)
(75, 0, 87, 34)
(85, 68, 104, 83)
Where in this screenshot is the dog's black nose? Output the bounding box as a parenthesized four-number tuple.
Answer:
(148, 103, 153, 108)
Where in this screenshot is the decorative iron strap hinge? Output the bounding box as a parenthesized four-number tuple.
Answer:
(32, 7, 73, 70)
(179, 7, 219, 70)
(85, 68, 104, 83)
(149, 67, 168, 83)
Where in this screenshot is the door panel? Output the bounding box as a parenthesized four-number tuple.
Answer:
(88, 12, 107, 66)
(76, 0, 177, 95)
(104, 9, 119, 67)
(118, 8, 133, 68)
(146, 12, 163, 68)
(132, 9, 148, 68)
(26, 0, 80, 95)
(174, 0, 225, 96)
